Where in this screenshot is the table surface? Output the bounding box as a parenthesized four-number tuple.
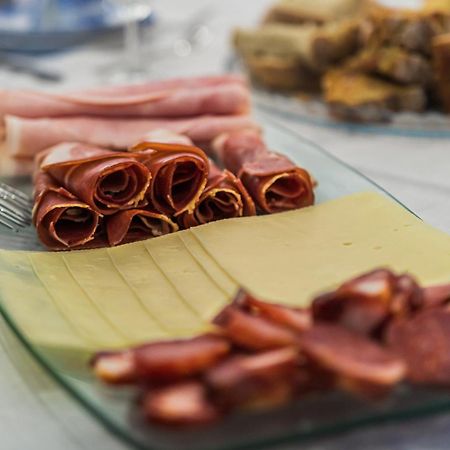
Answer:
(1, 1, 450, 449)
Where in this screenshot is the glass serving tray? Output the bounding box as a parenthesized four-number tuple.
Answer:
(1, 112, 449, 450)
(228, 58, 450, 139)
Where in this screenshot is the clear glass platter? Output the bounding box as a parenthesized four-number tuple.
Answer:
(227, 58, 450, 139)
(254, 90, 450, 139)
(1, 111, 450, 450)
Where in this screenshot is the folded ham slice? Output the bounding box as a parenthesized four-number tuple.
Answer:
(212, 129, 315, 213)
(33, 171, 101, 250)
(0, 75, 250, 119)
(138, 129, 256, 227)
(39, 143, 151, 215)
(131, 141, 209, 216)
(179, 162, 256, 228)
(106, 209, 178, 246)
(4, 114, 260, 159)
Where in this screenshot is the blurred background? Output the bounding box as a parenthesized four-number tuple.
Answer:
(2, 3, 450, 450)
(0, 0, 266, 88)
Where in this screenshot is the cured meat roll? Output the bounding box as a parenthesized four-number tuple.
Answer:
(131, 141, 209, 217)
(212, 129, 315, 213)
(138, 129, 256, 227)
(4, 114, 260, 160)
(0, 75, 250, 119)
(33, 171, 101, 250)
(40, 143, 151, 215)
(179, 162, 256, 228)
(106, 209, 178, 246)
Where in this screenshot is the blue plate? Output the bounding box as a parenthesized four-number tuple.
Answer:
(0, 0, 154, 53)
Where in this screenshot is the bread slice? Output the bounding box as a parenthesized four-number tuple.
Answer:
(363, 2, 450, 54)
(432, 33, 450, 112)
(234, 20, 358, 73)
(345, 46, 433, 84)
(322, 68, 426, 122)
(424, 0, 450, 13)
(432, 32, 450, 74)
(243, 54, 320, 91)
(264, 0, 364, 25)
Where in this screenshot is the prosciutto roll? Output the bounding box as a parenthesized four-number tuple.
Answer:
(179, 162, 256, 228)
(138, 129, 256, 227)
(0, 75, 249, 120)
(4, 114, 259, 159)
(106, 209, 178, 246)
(131, 141, 209, 217)
(212, 129, 315, 213)
(33, 171, 101, 250)
(40, 143, 151, 215)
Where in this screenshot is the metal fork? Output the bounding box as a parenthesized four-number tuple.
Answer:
(0, 183, 33, 231)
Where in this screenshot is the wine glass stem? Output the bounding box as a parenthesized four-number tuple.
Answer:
(124, 18, 142, 73)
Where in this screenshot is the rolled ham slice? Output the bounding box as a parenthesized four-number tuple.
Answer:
(131, 141, 209, 217)
(106, 209, 178, 246)
(212, 129, 315, 213)
(4, 114, 260, 159)
(39, 143, 151, 215)
(0, 75, 250, 119)
(139, 129, 256, 227)
(33, 171, 101, 250)
(179, 162, 256, 228)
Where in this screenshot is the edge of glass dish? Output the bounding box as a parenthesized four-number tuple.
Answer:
(1, 112, 448, 450)
(227, 55, 450, 139)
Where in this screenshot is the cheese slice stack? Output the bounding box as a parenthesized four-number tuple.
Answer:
(1, 191, 450, 353)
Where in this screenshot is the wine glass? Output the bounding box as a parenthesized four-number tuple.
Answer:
(101, 0, 153, 83)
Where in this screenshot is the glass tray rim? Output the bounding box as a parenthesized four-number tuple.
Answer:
(254, 93, 450, 140)
(227, 55, 450, 139)
(1, 111, 448, 450)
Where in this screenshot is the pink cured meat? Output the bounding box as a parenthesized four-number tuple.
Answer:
(106, 209, 178, 246)
(39, 142, 151, 215)
(0, 75, 250, 119)
(4, 114, 260, 159)
(32, 171, 102, 250)
(131, 141, 209, 217)
(179, 162, 256, 228)
(212, 129, 315, 213)
(139, 129, 256, 226)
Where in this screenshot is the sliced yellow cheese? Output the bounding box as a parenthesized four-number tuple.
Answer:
(61, 248, 168, 344)
(178, 230, 238, 297)
(1, 191, 450, 353)
(106, 242, 206, 335)
(29, 252, 126, 348)
(0, 251, 87, 350)
(192, 192, 450, 305)
(144, 234, 228, 320)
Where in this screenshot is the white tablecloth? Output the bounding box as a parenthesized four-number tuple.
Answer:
(1, 1, 450, 449)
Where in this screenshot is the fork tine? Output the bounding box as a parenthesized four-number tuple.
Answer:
(0, 189, 32, 210)
(0, 182, 32, 202)
(0, 216, 16, 231)
(0, 183, 33, 231)
(0, 205, 32, 225)
(0, 209, 30, 227)
(0, 210, 28, 230)
(0, 198, 32, 220)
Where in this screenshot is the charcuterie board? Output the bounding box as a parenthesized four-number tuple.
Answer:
(2, 112, 450, 450)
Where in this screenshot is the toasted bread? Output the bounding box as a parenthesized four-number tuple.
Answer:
(264, 0, 364, 25)
(345, 46, 433, 84)
(234, 20, 359, 74)
(424, 0, 450, 13)
(243, 54, 320, 91)
(323, 68, 426, 121)
(363, 1, 450, 54)
(432, 33, 450, 112)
